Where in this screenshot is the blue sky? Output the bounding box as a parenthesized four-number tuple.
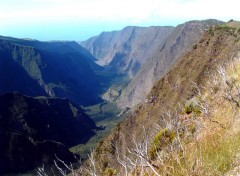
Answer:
(0, 0, 239, 41)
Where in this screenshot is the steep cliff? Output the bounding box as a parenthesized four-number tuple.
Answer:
(81, 26, 174, 77)
(92, 22, 240, 175)
(0, 38, 102, 106)
(117, 19, 223, 108)
(81, 20, 223, 109)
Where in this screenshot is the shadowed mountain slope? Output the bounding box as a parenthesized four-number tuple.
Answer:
(0, 42, 46, 96)
(0, 92, 97, 175)
(0, 37, 102, 106)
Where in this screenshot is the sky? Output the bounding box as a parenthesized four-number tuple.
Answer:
(0, 0, 239, 41)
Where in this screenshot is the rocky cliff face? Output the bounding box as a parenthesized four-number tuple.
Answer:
(0, 41, 47, 97)
(81, 20, 223, 109)
(0, 37, 102, 106)
(117, 19, 223, 108)
(81, 26, 174, 77)
(0, 92, 97, 175)
(92, 22, 240, 174)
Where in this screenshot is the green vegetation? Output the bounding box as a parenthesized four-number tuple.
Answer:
(215, 25, 236, 32)
(84, 101, 122, 124)
(209, 23, 240, 41)
(149, 128, 176, 160)
(104, 168, 117, 176)
(212, 23, 240, 40)
(102, 74, 131, 102)
(193, 44, 197, 49)
(201, 133, 240, 174)
(189, 123, 196, 134)
(70, 101, 127, 159)
(183, 98, 202, 116)
(209, 27, 215, 36)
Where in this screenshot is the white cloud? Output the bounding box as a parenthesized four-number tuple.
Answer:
(1, 0, 239, 26)
(0, 0, 240, 40)
(154, 0, 240, 21)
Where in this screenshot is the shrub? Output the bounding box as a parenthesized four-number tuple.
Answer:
(193, 44, 197, 49)
(215, 25, 236, 34)
(189, 123, 196, 134)
(149, 128, 176, 160)
(183, 100, 202, 116)
(237, 28, 240, 34)
(104, 168, 117, 176)
(209, 27, 215, 36)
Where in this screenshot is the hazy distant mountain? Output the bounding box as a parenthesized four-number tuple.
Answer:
(117, 19, 223, 108)
(81, 26, 174, 77)
(0, 37, 102, 106)
(0, 92, 97, 175)
(81, 20, 223, 109)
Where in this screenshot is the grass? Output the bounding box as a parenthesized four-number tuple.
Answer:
(150, 129, 240, 176)
(148, 70, 240, 176)
(201, 133, 240, 174)
(149, 128, 176, 160)
(182, 131, 240, 176)
(166, 59, 240, 175)
(69, 28, 240, 175)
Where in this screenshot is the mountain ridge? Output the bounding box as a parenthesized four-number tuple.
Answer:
(0, 37, 102, 106)
(82, 19, 223, 109)
(81, 25, 175, 77)
(117, 19, 223, 108)
(90, 21, 240, 175)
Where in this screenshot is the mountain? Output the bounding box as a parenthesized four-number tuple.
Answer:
(81, 20, 223, 109)
(81, 26, 174, 77)
(0, 41, 46, 97)
(90, 21, 240, 175)
(117, 19, 223, 108)
(0, 92, 97, 175)
(0, 36, 102, 72)
(0, 37, 102, 106)
(0, 36, 97, 62)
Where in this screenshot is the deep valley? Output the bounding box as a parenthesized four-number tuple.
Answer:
(1, 19, 240, 176)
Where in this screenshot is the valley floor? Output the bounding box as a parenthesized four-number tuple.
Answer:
(70, 101, 127, 159)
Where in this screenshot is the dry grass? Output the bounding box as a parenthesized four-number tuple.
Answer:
(69, 26, 240, 176)
(129, 56, 240, 176)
